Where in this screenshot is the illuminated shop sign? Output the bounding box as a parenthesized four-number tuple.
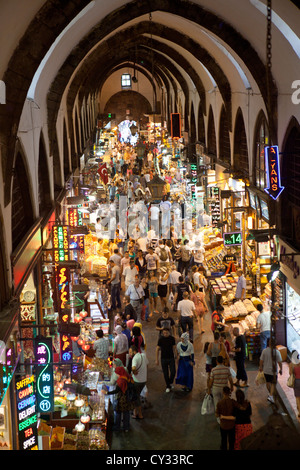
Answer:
(35, 338, 54, 413)
(16, 375, 38, 450)
(224, 232, 243, 246)
(52, 225, 69, 263)
(264, 145, 284, 200)
(67, 208, 85, 252)
(57, 266, 73, 364)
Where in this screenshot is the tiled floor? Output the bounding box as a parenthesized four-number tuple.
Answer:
(109, 302, 300, 451)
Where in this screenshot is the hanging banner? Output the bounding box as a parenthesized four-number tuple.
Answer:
(67, 208, 84, 253)
(57, 265, 73, 364)
(35, 337, 54, 414)
(97, 163, 108, 185)
(264, 145, 284, 200)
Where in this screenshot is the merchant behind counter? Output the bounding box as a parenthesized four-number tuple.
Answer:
(222, 248, 237, 274)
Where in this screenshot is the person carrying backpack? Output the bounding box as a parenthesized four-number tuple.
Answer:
(178, 239, 191, 276)
(155, 239, 171, 268)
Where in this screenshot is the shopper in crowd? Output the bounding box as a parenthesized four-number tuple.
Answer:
(167, 264, 181, 297)
(120, 250, 131, 276)
(259, 338, 283, 404)
(256, 303, 271, 351)
(156, 307, 176, 337)
(140, 276, 150, 322)
(211, 305, 225, 333)
(148, 270, 159, 316)
(93, 329, 109, 360)
(123, 258, 139, 291)
(121, 321, 131, 348)
(190, 285, 208, 335)
(124, 295, 137, 322)
(177, 291, 196, 342)
(101, 366, 136, 432)
(129, 345, 148, 420)
(107, 259, 121, 312)
(208, 355, 234, 407)
(145, 245, 160, 275)
(135, 249, 147, 278)
(155, 239, 172, 267)
(175, 332, 195, 392)
(157, 267, 169, 310)
(177, 239, 192, 276)
(130, 325, 145, 353)
(233, 389, 253, 450)
(232, 326, 249, 388)
(215, 386, 236, 451)
(204, 342, 213, 389)
(173, 275, 191, 311)
(133, 322, 147, 351)
(235, 269, 247, 301)
(113, 325, 129, 366)
(156, 327, 177, 393)
(289, 350, 300, 419)
(207, 331, 228, 368)
(125, 276, 145, 323)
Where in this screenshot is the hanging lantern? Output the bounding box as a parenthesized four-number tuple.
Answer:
(80, 414, 91, 424)
(82, 344, 90, 352)
(77, 339, 85, 346)
(147, 174, 166, 202)
(71, 336, 79, 342)
(75, 422, 85, 432)
(79, 310, 88, 318)
(75, 398, 85, 408)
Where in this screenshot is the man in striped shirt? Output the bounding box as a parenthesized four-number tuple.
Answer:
(208, 355, 234, 407)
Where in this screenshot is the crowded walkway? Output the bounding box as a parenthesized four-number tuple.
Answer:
(88, 140, 300, 451)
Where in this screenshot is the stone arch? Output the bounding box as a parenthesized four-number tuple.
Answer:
(219, 105, 231, 166)
(11, 151, 34, 250)
(252, 110, 269, 189)
(189, 102, 197, 162)
(280, 116, 300, 248)
(207, 106, 217, 157)
(104, 90, 152, 127)
(197, 104, 206, 145)
(38, 131, 52, 216)
(233, 108, 249, 176)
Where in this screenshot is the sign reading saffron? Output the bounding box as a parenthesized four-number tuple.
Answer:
(35, 338, 54, 414)
(16, 375, 38, 450)
(264, 145, 284, 200)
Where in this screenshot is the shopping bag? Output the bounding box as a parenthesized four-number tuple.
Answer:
(255, 371, 266, 386)
(201, 393, 215, 415)
(229, 367, 236, 378)
(287, 374, 295, 388)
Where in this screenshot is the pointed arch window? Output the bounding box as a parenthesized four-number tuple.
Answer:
(254, 115, 269, 189)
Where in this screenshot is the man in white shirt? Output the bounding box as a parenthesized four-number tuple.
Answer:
(129, 345, 148, 419)
(109, 248, 122, 267)
(256, 303, 271, 351)
(125, 277, 145, 323)
(137, 236, 148, 253)
(177, 291, 196, 342)
(168, 265, 181, 296)
(123, 259, 139, 291)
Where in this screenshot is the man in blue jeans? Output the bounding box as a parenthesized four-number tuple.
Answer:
(156, 328, 178, 392)
(108, 259, 121, 311)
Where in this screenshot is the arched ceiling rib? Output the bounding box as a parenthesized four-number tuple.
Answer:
(1, 0, 282, 206)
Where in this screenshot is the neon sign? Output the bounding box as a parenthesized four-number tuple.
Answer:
(16, 375, 38, 450)
(35, 338, 54, 413)
(264, 145, 284, 200)
(52, 225, 69, 263)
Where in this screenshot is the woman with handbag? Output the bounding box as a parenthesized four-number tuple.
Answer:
(289, 352, 300, 418)
(101, 366, 136, 432)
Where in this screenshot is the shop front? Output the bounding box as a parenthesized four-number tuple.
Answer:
(279, 239, 300, 359)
